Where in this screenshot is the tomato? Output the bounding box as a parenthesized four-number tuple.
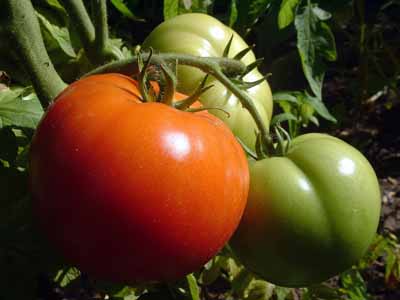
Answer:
(142, 13, 273, 149)
(29, 73, 249, 283)
(230, 133, 381, 287)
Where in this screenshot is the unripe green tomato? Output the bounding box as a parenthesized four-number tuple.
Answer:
(230, 133, 381, 287)
(142, 13, 273, 149)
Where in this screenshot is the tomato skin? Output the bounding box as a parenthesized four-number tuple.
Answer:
(142, 13, 273, 149)
(230, 133, 381, 287)
(29, 74, 249, 283)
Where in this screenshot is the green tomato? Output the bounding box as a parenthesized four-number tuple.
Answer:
(142, 13, 273, 149)
(230, 133, 381, 287)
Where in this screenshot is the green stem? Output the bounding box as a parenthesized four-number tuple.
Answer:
(4, 0, 67, 109)
(60, 0, 95, 55)
(84, 53, 246, 79)
(83, 53, 272, 154)
(93, 0, 111, 57)
(211, 68, 273, 155)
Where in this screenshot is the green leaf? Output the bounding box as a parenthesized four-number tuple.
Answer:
(312, 6, 332, 21)
(110, 0, 145, 21)
(186, 274, 201, 300)
(273, 92, 300, 104)
(36, 11, 76, 58)
(0, 87, 43, 129)
(307, 284, 343, 299)
(164, 0, 179, 20)
(229, 0, 239, 27)
(199, 257, 222, 285)
(231, 268, 254, 296)
(294, 2, 337, 99)
(54, 267, 81, 287)
(303, 93, 337, 122)
(316, 22, 337, 62)
(385, 250, 398, 282)
(274, 286, 292, 300)
(271, 112, 298, 125)
(278, 0, 300, 29)
(234, 0, 273, 35)
(179, 0, 212, 13)
(340, 269, 371, 300)
(246, 280, 274, 300)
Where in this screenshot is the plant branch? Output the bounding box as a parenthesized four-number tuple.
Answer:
(93, 0, 109, 56)
(4, 0, 67, 109)
(83, 53, 247, 78)
(83, 52, 272, 154)
(59, 0, 100, 63)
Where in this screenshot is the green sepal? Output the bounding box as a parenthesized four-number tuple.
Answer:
(223, 34, 234, 58)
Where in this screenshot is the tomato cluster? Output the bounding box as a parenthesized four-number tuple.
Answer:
(29, 13, 381, 287)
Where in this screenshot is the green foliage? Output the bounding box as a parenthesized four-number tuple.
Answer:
(163, 0, 212, 20)
(0, 87, 43, 129)
(278, 0, 299, 29)
(0, 0, 398, 299)
(294, 1, 336, 100)
(110, 0, 145, 21)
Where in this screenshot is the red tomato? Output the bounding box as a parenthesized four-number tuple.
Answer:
(29, 73, 249, 283)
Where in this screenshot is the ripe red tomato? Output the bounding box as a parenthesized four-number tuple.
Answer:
(29, 73, 249, 283)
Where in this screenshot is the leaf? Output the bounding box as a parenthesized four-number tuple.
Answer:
(178, 0, 213, 14)
(234, 0, 273, 34)
(229, 0, 238, 27)
(36, 11, 76, 58)
(186, 274, 201, 300)
(273, 92, 300, 104)
(384, 250, 399, 283)
(110, 0, 145, 21)
(312, 6, 332, 21)
(278, 0, 300, 29)
(274, 286, 292, 300)
(0, 87, 43, 129)
(54, 267, 81, 287)
(231, 268, 254, 297)
(199, 257, 222, 285)
(271, 112, 298, 125)
(246, 280, 274, 300)
(340, 269, 371, 300)
(303, 93, 337, 122)
(294, 2, 337, 99)
(164, 0, 179, 20)
(308, 284, 343, 299)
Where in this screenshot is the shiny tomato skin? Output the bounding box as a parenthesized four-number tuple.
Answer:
(142, 13, 273, 150)
(29, 73, 249, 283)
(230, 133, 381, 287)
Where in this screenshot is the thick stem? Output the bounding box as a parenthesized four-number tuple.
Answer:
(60, 0, 95, 51)
(211, 68, 273, 155)
(4, 0, 67, 109)
(83, 53, 246, 78)
(83, 53, 272, 153)
(93, 0, 111, 57)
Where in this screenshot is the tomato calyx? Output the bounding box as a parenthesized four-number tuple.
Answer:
(84, 49, 273, 153)
(131, 50, 232, 117)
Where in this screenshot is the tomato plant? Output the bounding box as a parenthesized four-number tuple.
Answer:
(29, 73, 249, 283)
(142, 13, 273, 149)
(230, 133, 381, 287)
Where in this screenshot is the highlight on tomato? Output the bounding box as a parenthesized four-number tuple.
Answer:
(142, 13, 273, 150)
(29, 73, 249, 283)
(230, 133, 381, 287)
